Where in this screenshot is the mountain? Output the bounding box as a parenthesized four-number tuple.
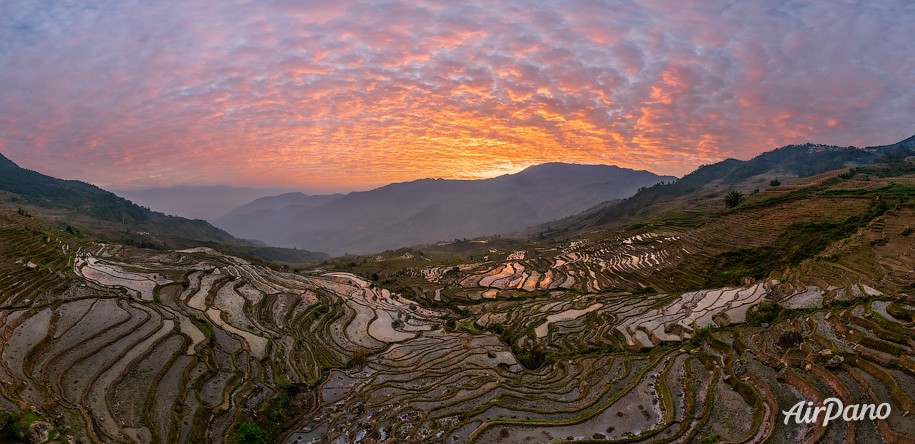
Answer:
(113, 186, 299, 221)
(2, 137, 914, 444)
(0, 152, 328, 263)
(550, 135, 915, 231)
(286, 138, 915, 442)
(215, 163, 675, 255)
(220, 192, 346, 218)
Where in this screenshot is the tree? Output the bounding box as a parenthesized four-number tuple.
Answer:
(769, 179, 781, 186)
(235, 421, 268, 444)
(724, 190, 745, 208)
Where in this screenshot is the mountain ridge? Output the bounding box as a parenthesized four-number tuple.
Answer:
(1, 137, 914, 443)
(546, 135, 915, 232)
(215, 162, 675, 255)
(112, 185, 300, 221)
(0, 152, 329, 263)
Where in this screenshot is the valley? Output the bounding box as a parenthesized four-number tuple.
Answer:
(1, 145, 914, 443)
(2, 1, 912, 442)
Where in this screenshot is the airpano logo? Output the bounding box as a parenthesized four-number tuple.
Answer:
(782, 398, 891, 426)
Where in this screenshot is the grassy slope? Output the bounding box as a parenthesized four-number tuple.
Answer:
(345, 157, 915, 306)
(0, 153, 328, 263)
(547, 136, 915, 234)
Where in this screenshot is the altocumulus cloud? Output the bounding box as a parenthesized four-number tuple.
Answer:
(0, 0, 913, 189)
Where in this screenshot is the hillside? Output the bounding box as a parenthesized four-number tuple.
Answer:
(546, 135, 915, 232)
(0, 153, 328, 263)
(1, 143, 913, 443)
(308, 151, 915, 443)
(216, 163, 675, 255)
(113, 186, 298, 221)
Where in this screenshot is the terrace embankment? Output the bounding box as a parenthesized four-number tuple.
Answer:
(0, 212, 441, 443)
(1, 164, 914, 443)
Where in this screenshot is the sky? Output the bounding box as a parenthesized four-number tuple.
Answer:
(0, 1, 913, 191)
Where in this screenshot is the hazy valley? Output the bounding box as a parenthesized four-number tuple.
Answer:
(113, 187, 300, 223)
(211, 163, 675, 255)
(0, 137, 914, 443)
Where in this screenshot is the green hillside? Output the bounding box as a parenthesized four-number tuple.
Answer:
(552, 136, 915, 231)
(0, 153, 327, 263)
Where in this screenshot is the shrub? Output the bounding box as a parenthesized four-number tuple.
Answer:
(724, 190, 745, 208)
(690, 325, 714, 346)
(0, 409, 39, 440)
(839, 168, 857, 180)
(0, 411, 16, 439)
(193, 317, 216, 340)
(747, 302, 781, 325)
(236, 421, 269, 444)
(274, 376, 292, 389)
(776, 331, 803, 349)
(491, 323, 519, 346)
(516, 345, 551, 369)
(769, 179, 781, 186)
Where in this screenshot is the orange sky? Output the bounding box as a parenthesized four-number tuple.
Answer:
(0, 1, 913, 191)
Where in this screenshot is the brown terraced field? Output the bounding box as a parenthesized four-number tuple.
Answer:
(1, 164, 915, 443)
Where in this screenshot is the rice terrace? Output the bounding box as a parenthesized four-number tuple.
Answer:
(1, 1, 915, 443)
(1, 141, 915, 443)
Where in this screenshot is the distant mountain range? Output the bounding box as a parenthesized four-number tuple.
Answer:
(215, 163, 676, 255)
(0, 153, 328, 263)
(5, 134, 912, 260)
(113, 186, 299, 221)
(2, 136, 913, 444)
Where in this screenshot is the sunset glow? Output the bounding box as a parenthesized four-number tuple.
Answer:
(0, 1, 912, 190)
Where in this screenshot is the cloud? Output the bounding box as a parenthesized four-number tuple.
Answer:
(0, 0, 912, 189)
